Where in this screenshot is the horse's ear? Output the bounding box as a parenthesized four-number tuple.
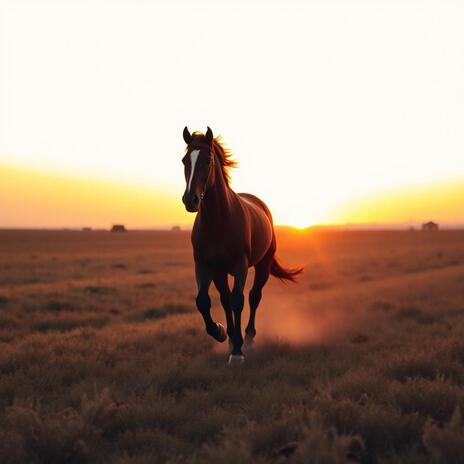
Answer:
(183, 126, 191, 144)
(205, 127, 213, 146)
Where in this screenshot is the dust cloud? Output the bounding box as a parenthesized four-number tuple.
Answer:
(210, 281, 385, 352)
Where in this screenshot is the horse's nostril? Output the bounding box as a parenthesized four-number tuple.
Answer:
(192, 195, 199, 205)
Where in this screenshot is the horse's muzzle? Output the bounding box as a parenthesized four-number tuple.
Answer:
(182, 193, 199, 212)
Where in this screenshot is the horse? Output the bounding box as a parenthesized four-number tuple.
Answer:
(181, 127, 302, 364)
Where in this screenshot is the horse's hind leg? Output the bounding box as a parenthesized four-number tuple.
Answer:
(245, 256, 271, 341)
(229, 256, 248, 360)
(213, 272, 234, 342)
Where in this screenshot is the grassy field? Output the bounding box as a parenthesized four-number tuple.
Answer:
(1, 229, 464, 463)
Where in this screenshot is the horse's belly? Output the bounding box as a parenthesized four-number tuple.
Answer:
(249, 228, 272, 265)
(194, 233, 268, 272)
(248, 212, 273, 266)
(196, 251, 236, 272)
(236, 195, 273, 266)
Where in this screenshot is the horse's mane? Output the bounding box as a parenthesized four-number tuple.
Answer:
(190, 132, 238, 185)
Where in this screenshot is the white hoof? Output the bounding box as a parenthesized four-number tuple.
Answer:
(228, 354, 245, 365)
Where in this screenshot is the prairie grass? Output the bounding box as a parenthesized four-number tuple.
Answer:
(1, 230, 464, 462)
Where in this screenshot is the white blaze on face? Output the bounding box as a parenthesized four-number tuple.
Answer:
(187, 149, 200, 192)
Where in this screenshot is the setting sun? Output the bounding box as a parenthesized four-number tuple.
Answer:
(290, 218, 315, 230)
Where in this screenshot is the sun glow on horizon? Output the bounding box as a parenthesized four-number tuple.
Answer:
(1, 0, 463, 228)
(284, 215, 316, 230)
(0, 163, 192, 229)
(293, 220, 316, 230)
(1, 162, 463, 230)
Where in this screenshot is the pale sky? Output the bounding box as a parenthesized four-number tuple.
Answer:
(1, 0, 463, 228)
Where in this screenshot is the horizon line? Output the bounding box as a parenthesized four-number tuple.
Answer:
(1, 221, 464, 232)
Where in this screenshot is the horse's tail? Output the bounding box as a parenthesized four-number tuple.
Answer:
(270, 256, 303, 283)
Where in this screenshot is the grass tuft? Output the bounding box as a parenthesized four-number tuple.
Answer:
(0, 389, 121, 464)
(423, 407, 464, 464)
(290, 417, 364, 464)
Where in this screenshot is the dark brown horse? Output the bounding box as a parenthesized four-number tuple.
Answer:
(181, 127, 302, 364)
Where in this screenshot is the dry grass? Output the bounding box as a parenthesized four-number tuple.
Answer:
(0, 229, 464, 463)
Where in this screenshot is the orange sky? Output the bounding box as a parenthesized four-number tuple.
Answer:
(333, 179, 464, 228)
(0, 164, 189, 229)
(1, 163, 462, 229)
(1, 1, 463, 229)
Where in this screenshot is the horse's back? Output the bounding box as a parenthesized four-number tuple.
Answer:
(238, 193, 273, 221)
(238, 193, 275, 265)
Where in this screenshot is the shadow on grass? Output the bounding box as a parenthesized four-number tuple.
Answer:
(394, 307, 441, 325)
(112, 263, 127, 270)
(127, 304, 191, 323)
(84, 286, 115, 295)
(44, 300, 75, 312)
(32, 316, 109, 333)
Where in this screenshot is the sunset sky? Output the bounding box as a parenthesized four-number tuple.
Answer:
(1, 0, 463, 229)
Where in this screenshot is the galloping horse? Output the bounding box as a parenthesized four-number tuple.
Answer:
(181, 127, 302, 363)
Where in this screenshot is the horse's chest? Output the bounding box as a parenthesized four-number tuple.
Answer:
(192, 231, 242, 270)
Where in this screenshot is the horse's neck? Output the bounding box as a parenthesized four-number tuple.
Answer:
(199, 163, 235, 223)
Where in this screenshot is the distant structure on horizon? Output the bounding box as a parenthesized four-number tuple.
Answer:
(422, 221, 439, 232)
(111, 224, 127, 233)
(82, 227, 92, 232)
(171, 225, 181, 232)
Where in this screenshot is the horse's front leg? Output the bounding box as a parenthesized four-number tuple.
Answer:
(213, 272, 234, 342)
(229, 256, 249, 364)
(195, 262, 227, 343)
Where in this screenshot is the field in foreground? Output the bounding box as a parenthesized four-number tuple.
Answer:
(1, 229, 464, 463)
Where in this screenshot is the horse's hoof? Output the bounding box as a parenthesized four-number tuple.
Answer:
(245, 328, 256, 338)
(214, 323, 227, 342)
(228, 354, 245, 365)
(245, 331, 255, 342)
(244, 334, 255, 350)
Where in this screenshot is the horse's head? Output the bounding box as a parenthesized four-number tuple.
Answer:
(181, 126, 215, 212)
